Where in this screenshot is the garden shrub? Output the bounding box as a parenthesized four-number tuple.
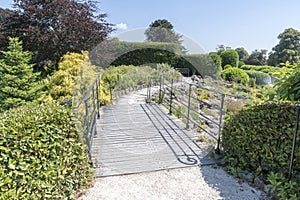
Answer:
(245, 70, 272, 85)
(221, 67, 249, 85)
(223, 64, 232, 69)
(274, 64, 300, 101)
(220, 50, 239, 68)
(238, 61, 245, 68)
(209, 52, 222, 72)
(240, 65, 280, 75)
(0, 103, 93, 199)
(222, 102, 299, 198)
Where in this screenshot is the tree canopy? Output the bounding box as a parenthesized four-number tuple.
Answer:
(268, 28, 300, 66)
(246, 49, 267, 66)
(235, 47, 249, 62)
(220, 49, 239, 68)
(1, 0, 113, 75)
(144, 19, 186, 53)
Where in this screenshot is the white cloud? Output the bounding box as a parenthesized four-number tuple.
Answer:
(116, 23, 128, 30)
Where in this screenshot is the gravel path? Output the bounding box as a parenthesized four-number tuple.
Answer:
(79, 166, 264, 200)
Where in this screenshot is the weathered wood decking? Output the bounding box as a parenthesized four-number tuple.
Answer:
(92, 88, 214, 177)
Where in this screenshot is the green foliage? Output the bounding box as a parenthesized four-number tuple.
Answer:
(268, 172, 299, 199)
(144, 19, 186, 53)
(209, 52, 222, 72)
(268, 28, 300, 66)
(220, 50, 239, 68)
(2, 0, 113, 75)
(240, 65, 280, 75)
(102, 64, 181, 92)
(221, 67, 249, 85)
(0, 103, 93, 199)
(235, 47, 249, 62)
(245, 70, 271, 85)
(223, 64, 232, 69)
(0, 37, 42, 111)
(274, 64, 300, 101)
(222, 102, 299, 193)
(238, 61, 245, 68)
(179, 54, 221, 78)
(91, 39, 219, 77)
(245, 49, 267, 66)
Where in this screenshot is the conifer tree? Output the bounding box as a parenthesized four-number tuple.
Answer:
(0, 37, 41, 110)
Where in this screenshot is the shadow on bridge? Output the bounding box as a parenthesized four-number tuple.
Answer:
(91, 86, 216, 177)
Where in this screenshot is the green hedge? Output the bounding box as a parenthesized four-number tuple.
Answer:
(221, 67, 249, 85)
(89, 39, 220, 77)
(245, 70, 272, 85)
(0, 103, 93, 199)
(240, 65, 280, 74)
(222, 102, 299, 197)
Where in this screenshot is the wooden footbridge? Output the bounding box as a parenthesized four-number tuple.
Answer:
(73, 76, 225, 177)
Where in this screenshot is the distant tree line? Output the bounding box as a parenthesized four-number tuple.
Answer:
(215, 27, 300, 67)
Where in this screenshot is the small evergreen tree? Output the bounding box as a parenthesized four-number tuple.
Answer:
(0, 37, 41, 110)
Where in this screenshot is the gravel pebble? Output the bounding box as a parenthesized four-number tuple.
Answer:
(78, 166, 264, 200)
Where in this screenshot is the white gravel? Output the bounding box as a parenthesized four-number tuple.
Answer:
(78, 166, 263, 200)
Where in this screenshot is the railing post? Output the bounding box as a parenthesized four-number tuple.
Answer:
(146, 77, 151, 103)
(96, 78, 100, 119)
(288, 104, 300, 180)
(169, 79, 174, 115)
(186, 83, 192, 129)
(216, 93, 225, 154)
(84, 99, 92, 160)
(159, 75, 163, 104)
(109, 84, 113, 103)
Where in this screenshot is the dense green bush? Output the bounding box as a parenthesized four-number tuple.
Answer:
(220, 50, 239, 68)
(221, 67, 249, 85)
(0, 103, 93, 199)
(222, 102, 299, 198)
(102, 64, 181, 91)
(223, 64, 232, 69)
(245, 70, 272, 85)
(240, 65, 280, 75)
(274, 64, 300, 101)
(209, 52, 222, 72)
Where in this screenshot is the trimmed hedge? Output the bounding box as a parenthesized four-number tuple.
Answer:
(221, 67, 249, 85)
(0, 103, 93, 199)
(222, 102, 299, 197)
(245, 70, 272, 85)
(89, 39, 220, 77)
(240, 65, 280, 75)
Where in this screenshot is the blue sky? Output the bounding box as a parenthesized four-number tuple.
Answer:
(1, 0, 300, 54)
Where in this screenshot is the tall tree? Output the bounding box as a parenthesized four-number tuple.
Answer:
(216, 45, 231, 55)
(235, 47, 249, 62)
(1, 0, 113, 75)
(268, 28, 300, 66)
(246, 49, 267, 65)
(145, 19, 186, 53)
(0, 37, 41, 110)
